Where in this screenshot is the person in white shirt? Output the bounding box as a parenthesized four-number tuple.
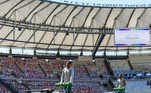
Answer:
(60, 60, 74, 93)
(116, 74, 126, 89)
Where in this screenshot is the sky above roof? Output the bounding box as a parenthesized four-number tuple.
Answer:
(51, 0, 151, 4)
(45, 0, 151, 7)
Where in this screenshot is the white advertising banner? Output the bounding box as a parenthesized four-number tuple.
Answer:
(114, 28, 150, 46)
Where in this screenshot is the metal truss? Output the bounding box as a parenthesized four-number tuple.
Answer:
(0, 17, 113, 34)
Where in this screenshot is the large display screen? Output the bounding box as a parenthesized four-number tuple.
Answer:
(42, 0, 151, 8)
(115, 28, 150, 46)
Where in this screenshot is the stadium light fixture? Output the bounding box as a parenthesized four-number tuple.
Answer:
(18, 27, 22, 31)
(66, 31, 69, 36)
(45, 59, 49, 62)
(80, 51, 83, 56)
(149, 24, 151, 29)
(56, 51, 60, 57)
(9, 48, 12, 55)
(92, 59, 96, 63)
(34, 49, 36, 56)
(21, 58, 25, 61)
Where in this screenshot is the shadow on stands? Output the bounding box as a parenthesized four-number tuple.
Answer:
(0, 77, 19, 93)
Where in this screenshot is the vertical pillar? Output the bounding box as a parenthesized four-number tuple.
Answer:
(103, 51, 114, 76)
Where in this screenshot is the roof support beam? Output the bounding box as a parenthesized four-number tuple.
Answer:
(63, 6, 77, 25)
(92, 9, 114, 55)
(127, 59, 133, 70)
(23, 4, 52, 47)
(8, 0, 37, 19)
(50, 6, 68, 25)
(113, 9, 124, 27)
(126, 9, 136, 27)
(104, 58, 114, 76)
(0, 27, 15, 44)
(57, 8, 85, 50)
(46, 32, 58, 49)
(80, 8, 100, 51)
(92, 34, 105, 58)
(136, 8, 147, 27)
(127, 50, 134, 70)
(30, 3, 52, 22)
(23, 2, 43, 21)
(81, 33, 89, 50)
(47, 7, 85, 49)
(34, 4, 61, 48)
(3, 0, 25, 17)
(58, 33, 68, 50)
(43, 4, 61, 23)
(0, 0, 10, 5)
(37, 5, 68, 49)
(102, 8, 113, 50)
(0, 17, 114, 34)
(70, 8, 94, 51)
(10, 0, 42, 46)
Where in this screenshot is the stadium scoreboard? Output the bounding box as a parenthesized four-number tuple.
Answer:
(115, 28, 150, 46)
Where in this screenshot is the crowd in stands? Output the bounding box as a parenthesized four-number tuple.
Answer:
(109, 60, 151, 80)
(0, 57, 150, 93)
(0, 85, 10, 93)
(0, 57, 107, 93)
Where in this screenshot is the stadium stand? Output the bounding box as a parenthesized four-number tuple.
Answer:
(0, 85, 11, 93)
(129, 54, 151, 71)
(0, 57, 107, 93)
(0, 0, 151, 93)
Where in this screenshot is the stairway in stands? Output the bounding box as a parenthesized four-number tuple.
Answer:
(0, 78, 19, 93)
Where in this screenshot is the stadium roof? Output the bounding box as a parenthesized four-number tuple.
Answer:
(0, 0, 151, 52)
